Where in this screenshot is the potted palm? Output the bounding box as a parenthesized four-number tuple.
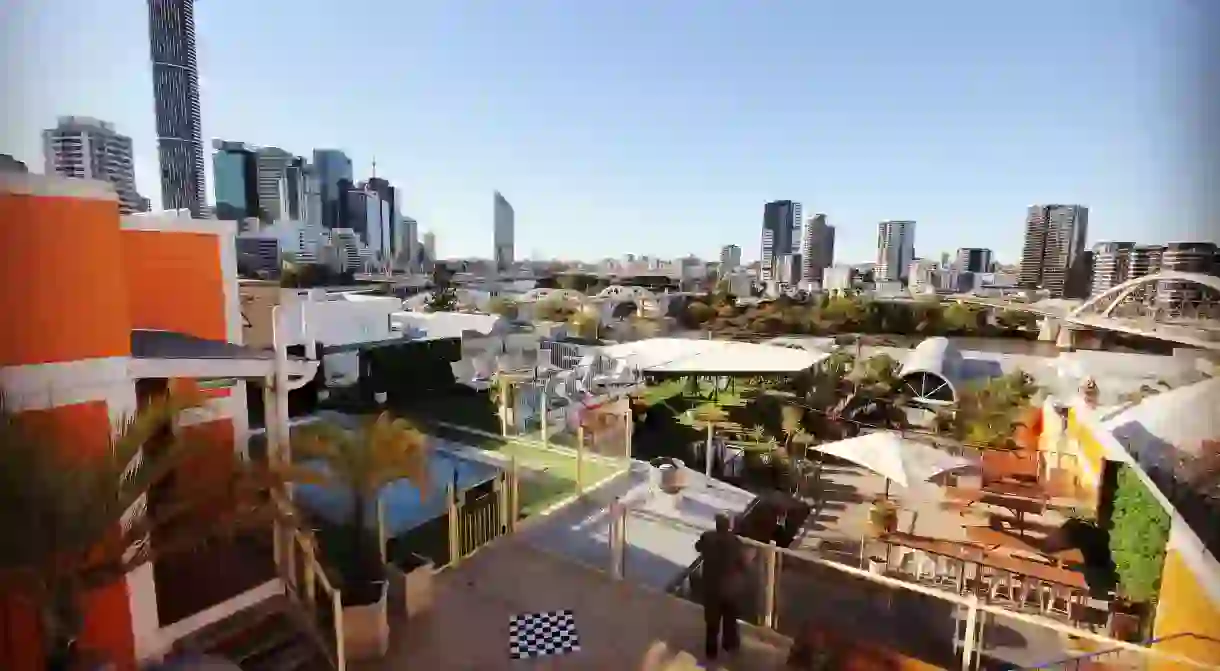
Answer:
(291, 413, 430, 660)
(0, 393, 291, 671)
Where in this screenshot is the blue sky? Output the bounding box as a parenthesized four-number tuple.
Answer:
(4, 0, 1211, 263)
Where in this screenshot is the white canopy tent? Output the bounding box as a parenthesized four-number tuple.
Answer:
(811, 431, 977, 494)
(598, 337, 829, 375)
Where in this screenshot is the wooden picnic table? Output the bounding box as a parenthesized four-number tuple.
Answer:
(878, 531, 1090, 616)
(943, 486, 1048, 536)
(964, 526, 1086, 566)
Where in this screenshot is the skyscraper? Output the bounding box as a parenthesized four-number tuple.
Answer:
(1018, 204, 1090, 298)
(493, 191, 515, 274)
(1158, 241, 1218, 308)
(313, 149, 353, 229)
(760, 200, 802, 283)
(720, 244, 742, 269)
(148, 0, 205, 216)
(955, 248, 994, 274)
(875, 220, 916, 282)
(800, 214, 835, 285)
(422, 231, 437, 264)
(211, 140, 260, 222)
(367, 177, 400, 261)
(43, 117, 148, 214)
(254, 147, 294, 222)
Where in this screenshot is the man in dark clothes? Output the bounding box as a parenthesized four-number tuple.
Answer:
(695, 512, 745, 659)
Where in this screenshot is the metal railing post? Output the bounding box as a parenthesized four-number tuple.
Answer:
(961, 594, 980, 671)
(762, 541, 778, 629)
(497, 471, 509, 535)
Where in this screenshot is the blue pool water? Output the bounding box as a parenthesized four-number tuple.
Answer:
(294, 448, 501, 536)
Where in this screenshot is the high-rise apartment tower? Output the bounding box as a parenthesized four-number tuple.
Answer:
(875, 220, 915, 282)
(43, 117, 148, 214)
(1018, 204, 1090, 298)
(800, 214, 835, 285)
(493, 191, 515, 274)
(148, 0, 206, 216)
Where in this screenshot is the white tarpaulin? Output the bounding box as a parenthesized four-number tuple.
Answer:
(811, 431, 976, 489)
(598, 337, 828, 375)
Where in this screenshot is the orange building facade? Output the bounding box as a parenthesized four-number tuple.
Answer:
(0, 173, 281, 670)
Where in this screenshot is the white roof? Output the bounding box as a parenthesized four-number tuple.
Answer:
(1102, 376, 1220, 460)
(812, 431, 977, 488)
(598, 337, 828, 374)
(390, 311, 506, 339)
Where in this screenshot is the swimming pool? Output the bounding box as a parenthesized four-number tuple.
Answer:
(294, 447, 501, 537)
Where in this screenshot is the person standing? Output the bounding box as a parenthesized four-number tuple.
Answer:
(695, 513, 746, 660)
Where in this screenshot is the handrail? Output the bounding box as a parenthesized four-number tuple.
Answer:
(1025, 632, 1220, 669)
(724, 532, 1216, 670)
(287, 528, 346, 671)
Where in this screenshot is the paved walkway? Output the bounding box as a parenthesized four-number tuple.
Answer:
(355, 534, 792, 670)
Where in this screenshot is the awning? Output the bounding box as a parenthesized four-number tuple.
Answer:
(128, 330, 317, 380)
(598, 337, 828, 376)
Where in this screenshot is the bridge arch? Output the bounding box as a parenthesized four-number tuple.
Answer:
(1069, 271, 1220, 319)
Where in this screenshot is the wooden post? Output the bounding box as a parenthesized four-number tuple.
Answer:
(762, 541, 778, 629)
(446, 483, 461, 566)
(510, 456, 520, 527)
(609, 499, 623, 580)
(303, 536, 317, 609)
(332, 591, 347, 671)
(576, 424, 585, 495)
(376, 498, 387, 565)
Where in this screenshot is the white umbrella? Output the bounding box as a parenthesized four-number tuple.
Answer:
(811, 431, 976, 494)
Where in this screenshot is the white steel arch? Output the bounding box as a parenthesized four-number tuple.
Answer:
(1070, 271, 1220, 319)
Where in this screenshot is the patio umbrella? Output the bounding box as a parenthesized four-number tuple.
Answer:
(811, 431, 976, 495)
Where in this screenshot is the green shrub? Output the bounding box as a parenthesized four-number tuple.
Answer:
(1108, 464, 1171, 603)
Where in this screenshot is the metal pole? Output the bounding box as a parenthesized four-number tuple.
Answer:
(961, 595, 979, 671)
(576, 424, 585, 495)
(705, 423, 714, 478)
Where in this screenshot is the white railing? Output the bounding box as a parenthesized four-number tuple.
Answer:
(606, 502, 1217, 671)
(285, 529, 346, 671)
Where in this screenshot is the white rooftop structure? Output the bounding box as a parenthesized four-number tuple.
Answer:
(516, 463, 757, 590)
(1102, 376, 1220, 464)
(598, 337, 829, 375)
(391, 311, 507, 339)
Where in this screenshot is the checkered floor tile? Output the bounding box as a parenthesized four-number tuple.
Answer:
(508, 609, 582, 660)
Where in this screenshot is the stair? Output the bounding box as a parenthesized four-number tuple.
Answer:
(172, 595, 333, 671)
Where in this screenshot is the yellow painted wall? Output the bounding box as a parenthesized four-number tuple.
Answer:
(1066, 408, 1103, 503)
(1152, 549, 1220, 669)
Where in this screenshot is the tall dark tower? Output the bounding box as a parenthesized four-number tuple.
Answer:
(148, 0, 206, 216)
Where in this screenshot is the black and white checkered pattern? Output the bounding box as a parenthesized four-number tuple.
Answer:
(508, 609, 581, 660)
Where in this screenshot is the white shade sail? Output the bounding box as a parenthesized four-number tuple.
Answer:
(598, 337, 828, 375)
(811, 431, 976, 489)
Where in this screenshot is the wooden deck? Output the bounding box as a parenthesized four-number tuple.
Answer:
(354, 534, 793, 670)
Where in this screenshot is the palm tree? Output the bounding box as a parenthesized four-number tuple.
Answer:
(0, 393, 290, 671)
(290, 413, 430, 602)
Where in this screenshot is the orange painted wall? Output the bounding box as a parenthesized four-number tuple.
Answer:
(1, 401, 137, 671)
(121, 230, 226, 340)
(0, 597, 43, 671)
(1152, 550, 1220, 670)
(0, 193, 131, 365)
(176, 419, 239, 520)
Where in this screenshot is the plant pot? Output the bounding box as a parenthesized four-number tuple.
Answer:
(342, 580, 390, 661)
(373, 391, 388, 405)
(868, 503, 898, 536)
(387, 554, 435, 620)
(1108, 611, 1142, 642)
(867, 556, 888, 575)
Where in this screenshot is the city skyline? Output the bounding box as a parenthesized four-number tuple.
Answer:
(5, 0, 1215, 261)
